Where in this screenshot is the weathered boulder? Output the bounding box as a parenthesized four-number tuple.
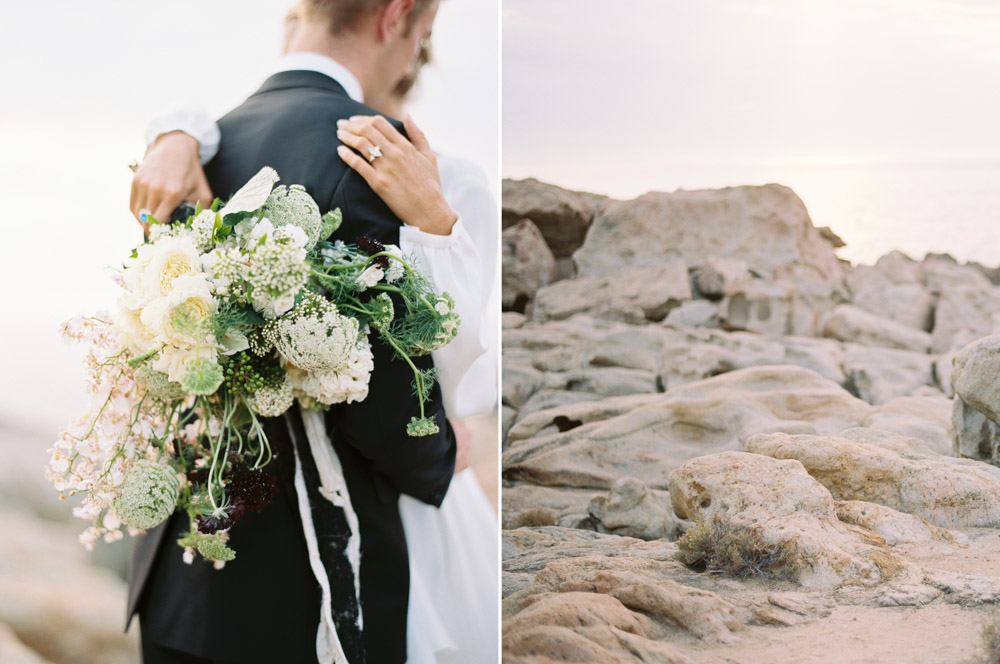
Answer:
(573, 185, 846, 300)
(502, 591, 695, 664)
(502, 363, 546, 409)
(951, 334, 1000, 424)
(744, 432, 1000, 528)
(501, 178, 603, 258)
(502, 218, 556, 311)
(0, 623, 51, 664)
(834, 500, 962, 546)
(542, 367, 659, 398)
(920, 255, 993, 294)
(694, 256, 751, 298)
(952, 396, 1000, 465)
(664, 300, 719, 328)
(862, 394, 952, 455)
(0, 507, 137, 664)
(502, 527, 682, 581)
(820, 304, 931, 353)
(503, 366, 872, 490)
(588, 477, 686, 541)
(507, 393, 660, 445)
(668, 451, 904, 588)
(853, 283, 934, 332)
(841, 344, 935, 406)
(930, 286, 1000, 354)
(502, 485, 604, 530)
(532, 261, 691, 323)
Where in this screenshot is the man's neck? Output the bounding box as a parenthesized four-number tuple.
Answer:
(286, 22, 379, 102)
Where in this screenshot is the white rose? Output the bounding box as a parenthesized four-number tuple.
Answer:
(140, 273, 217, 347)
(140, 236, 202, 300)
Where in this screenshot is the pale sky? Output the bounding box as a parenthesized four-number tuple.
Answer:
(503, 0, 1000, 263)
(0, 1, 498, 432)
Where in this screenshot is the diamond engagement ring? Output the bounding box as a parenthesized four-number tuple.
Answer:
(367, 145, 382, 162)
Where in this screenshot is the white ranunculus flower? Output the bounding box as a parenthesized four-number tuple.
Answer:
(140, 273, 216, 348)
(356, 264, 384, 289)
(275, 224, 308, 248)
(248, 218, 275, 246)
(140, 236, 202, 300)
(220, 329, 250, 355)
(200, 250, 220, 272)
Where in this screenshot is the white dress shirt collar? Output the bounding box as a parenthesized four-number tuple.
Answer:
(272, 52, 365, 103)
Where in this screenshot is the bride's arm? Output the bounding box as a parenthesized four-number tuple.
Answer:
(338, 115, 495, 421)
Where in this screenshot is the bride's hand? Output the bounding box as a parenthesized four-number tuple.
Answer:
(336, 114, 458, 236)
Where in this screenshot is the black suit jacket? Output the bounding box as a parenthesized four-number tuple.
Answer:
(126, 70, 457, 664)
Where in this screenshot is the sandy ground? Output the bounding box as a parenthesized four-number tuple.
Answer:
(685, 603, 987, 664)
(675, 529, 1000, 664)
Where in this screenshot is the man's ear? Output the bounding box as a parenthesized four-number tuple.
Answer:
(378, 0, 415, 41)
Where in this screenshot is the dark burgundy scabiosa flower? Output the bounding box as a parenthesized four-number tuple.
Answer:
(186, 468, 210, 486)
(196, 497, 247, 535)
(228, 468, 279, 513)
(357, 235, 390, 269)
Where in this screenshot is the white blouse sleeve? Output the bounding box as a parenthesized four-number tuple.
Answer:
(145, 108, 220, 165)
(400, 212, 494, 420)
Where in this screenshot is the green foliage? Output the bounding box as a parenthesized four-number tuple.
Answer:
(320, 208, 342, 240)
(676, 515, 795, 580)
(222, 210, 255, 227)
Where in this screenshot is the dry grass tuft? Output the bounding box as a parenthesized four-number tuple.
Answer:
(973, 612, 1000, 664)
(504, 508, 557, 529)
(676, 515, 795, 580)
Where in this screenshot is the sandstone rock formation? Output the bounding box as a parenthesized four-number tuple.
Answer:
(501, 178, 1000, 663)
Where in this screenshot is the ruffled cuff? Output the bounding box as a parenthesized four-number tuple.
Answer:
(145, 109, 220, 165)
(398, 215, 466, 249)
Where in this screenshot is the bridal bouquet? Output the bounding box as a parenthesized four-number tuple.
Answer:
(47, 167, 459, 563)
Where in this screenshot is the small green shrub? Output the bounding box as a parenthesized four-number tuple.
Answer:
(675, 515, 795, 580)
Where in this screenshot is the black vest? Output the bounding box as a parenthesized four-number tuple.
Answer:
(126, 70, 457, 664)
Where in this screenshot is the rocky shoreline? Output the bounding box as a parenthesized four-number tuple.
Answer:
(502, 178, 1000, 663)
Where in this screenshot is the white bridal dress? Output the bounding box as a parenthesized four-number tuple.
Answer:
(397, 154, 499, 664)
(149, 105, 500, 664)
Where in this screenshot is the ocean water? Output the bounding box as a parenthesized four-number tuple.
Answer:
(638, 160, 1000, 268)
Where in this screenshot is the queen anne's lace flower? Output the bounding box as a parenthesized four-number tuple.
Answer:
(272, 294, 363, 372)
(112, 460, 180, 530)
(263, 184, 323, 248)
(197, 536, 236, 562)
(246, 378, 294, 417)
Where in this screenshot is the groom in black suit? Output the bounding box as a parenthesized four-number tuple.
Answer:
(126, 2, 456, 663)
